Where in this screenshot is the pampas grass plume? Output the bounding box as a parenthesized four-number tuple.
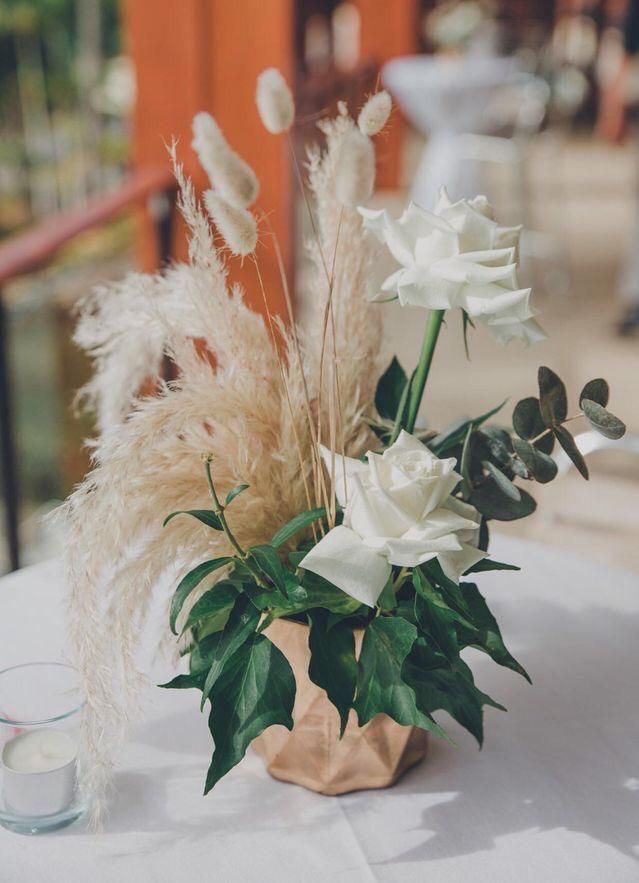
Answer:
(256, 68, 294, 134)
(204, 190, 257, 256)
(335, 129, 375, 208)
(358, 90, 392, 137)
(192, 112, 259, 208)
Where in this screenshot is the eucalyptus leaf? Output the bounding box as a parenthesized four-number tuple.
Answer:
(163, 509, 223, 531)
(270, 507, 326, 549)
(538, 366, 568, 426)
(170, 557, 234, 634)
(353, 617, 448, 738)
(553, 425, 589, 479)
(225, 483, 249, 506)
(470, 479, 536, 521)
(375, 356, 408, 421)
(204, 634, 295, 793)
(512, 438, 558, 484)
(200, 595, 260, 709)
(580, 378, 609, 408)
(482, 461, 521, 502)
(308, 610, 357, 736)
(581, 399, 626, 440)
(512, 396, 544, 440)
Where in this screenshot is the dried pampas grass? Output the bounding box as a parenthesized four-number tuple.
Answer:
(192, 111, 259, 208)
(65, 104, 381, 825)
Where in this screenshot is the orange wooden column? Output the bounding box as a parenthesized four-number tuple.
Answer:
(124, 0, 293, 318)
(354, 0, 419, 189)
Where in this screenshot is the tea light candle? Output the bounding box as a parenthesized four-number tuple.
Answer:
(2, 729, 78, 817)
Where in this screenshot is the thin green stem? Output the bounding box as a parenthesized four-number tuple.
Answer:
(404, 309, 445, 435)
(203, 458, 246, 559)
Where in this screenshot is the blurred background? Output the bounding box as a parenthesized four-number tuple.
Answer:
(0, 0, 638, 576)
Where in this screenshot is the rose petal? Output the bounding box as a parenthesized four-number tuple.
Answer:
(300, 525, 391, 607)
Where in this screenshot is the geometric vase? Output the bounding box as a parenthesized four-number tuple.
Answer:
(252, 618, 428, 795)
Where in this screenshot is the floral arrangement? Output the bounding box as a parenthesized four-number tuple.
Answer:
(65, 70, 626, 820)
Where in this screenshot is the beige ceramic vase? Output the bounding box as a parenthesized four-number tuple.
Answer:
(252, 618, 428, 795)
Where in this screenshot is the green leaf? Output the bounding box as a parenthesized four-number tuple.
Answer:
(455, 582, 530, 683)
(413, 567, 474, 630)
(180, 580, 239, 635)
(413, 583, 459, 662)
(431, 400, 507, 455)
(270, 507, 326, 549)
(158, 672, 204, 690)
(554, 425, 589, 479)
(377, 575, 397, 612)
(403, 639, 504, 746)
(538, 366, 568, 426)
(249, 544, 289, 594)
(170, 557, 234, 634)
(581, 399, 626, 440)
(580, 378, 609, 408)
(464, 558, 521, 574)
(482, 461, 521, 502)
(470, 480, 536, 521)
(478, 425, 513, 466)
(462, 310, 475, 360)
(375, 356, 408, 421)
(204, 634, 295, 793)
(512, 396, 544, 440)
(512, 438, 558, 484)
(163, 509, 224, 531)
(200, 595, 260, 709)
(225, 483, 249, 506)
(353, 617, 448, 738)
(460, 424, 474, 499)
(308, 610, 357, 736)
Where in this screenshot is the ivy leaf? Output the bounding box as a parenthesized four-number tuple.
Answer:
(413, 584, 459, 662)
(163, 509, 223, 531)
(200, 595, 260, 709)
(512, 438, 558, 484)
(308, 610, 357, 736)
(353, 617, 448, 738)
(464, 558, 520, 574)
(225, 483, 249, 506)
(553, 425, 589, 479)
(158, 672, 204, 691)
(403, 639, 504, 746)
(170, 557, 234, 634)
(482, 461, 521, 502)
(455, 582, 531, 683)
(204, 634, 295, 793)
(375, 356, 408, 421)
(581, 399, 626, 440)
(270, 508, 326, 549)
(413, 567, 474, 630)
(580, 378, 609, 408)
(470, 479, 536, 521)
(180, 580, 239, 636)
(538, 366, 568, 426)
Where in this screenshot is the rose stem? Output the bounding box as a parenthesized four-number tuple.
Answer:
(400, 309, 446, 437)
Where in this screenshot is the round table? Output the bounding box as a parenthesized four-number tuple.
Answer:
(1, 535, 638, 882)
(383, 55, 523, 208)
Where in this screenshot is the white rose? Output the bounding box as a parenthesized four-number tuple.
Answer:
(358, 188, 545, 346)
(300, 431, 486, 607)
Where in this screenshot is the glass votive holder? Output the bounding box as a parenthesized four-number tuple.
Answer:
(0, 662, 85, 835)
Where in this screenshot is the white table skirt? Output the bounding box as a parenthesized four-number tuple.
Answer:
(1, 535, 638, 882)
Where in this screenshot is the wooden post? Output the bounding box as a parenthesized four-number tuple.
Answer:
(354, 0, 419, 189)
(123, 0, 293, 317)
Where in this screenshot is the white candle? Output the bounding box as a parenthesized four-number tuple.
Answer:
(2, 729, 78, 817)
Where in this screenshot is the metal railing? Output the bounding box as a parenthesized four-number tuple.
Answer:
(0, 165, 175, 571)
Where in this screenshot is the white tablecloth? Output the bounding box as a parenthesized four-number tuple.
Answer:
(1, 536, 638, 882)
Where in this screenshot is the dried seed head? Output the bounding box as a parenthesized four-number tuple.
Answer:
(256, 68, 294, 134)
(357, 90, 392, 137)
(191, 112, 259, 208)
(335, 129, 375, 208)
(204, 190, 258, 256)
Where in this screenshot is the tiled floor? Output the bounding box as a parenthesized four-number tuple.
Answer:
(376, 133, 639, 573)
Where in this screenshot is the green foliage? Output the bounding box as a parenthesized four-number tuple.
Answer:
(169, 557, 234, 634)
(308, 611, 357, 736)
(554, 425, 589, 479)
(204, 634, 295, 793)
(200, 595, 260, 709)
(181, 580, 239, 636)
(580, 378, 609, 407)
(163, 509, 224, 531)
(375, 356, 408, 421)
(538, 366, 568, 425)
(512, 438, 558, 484)
(225, 484, 249, 506)
(581, 399, 626, 440)
(270, 507, 327, 549)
